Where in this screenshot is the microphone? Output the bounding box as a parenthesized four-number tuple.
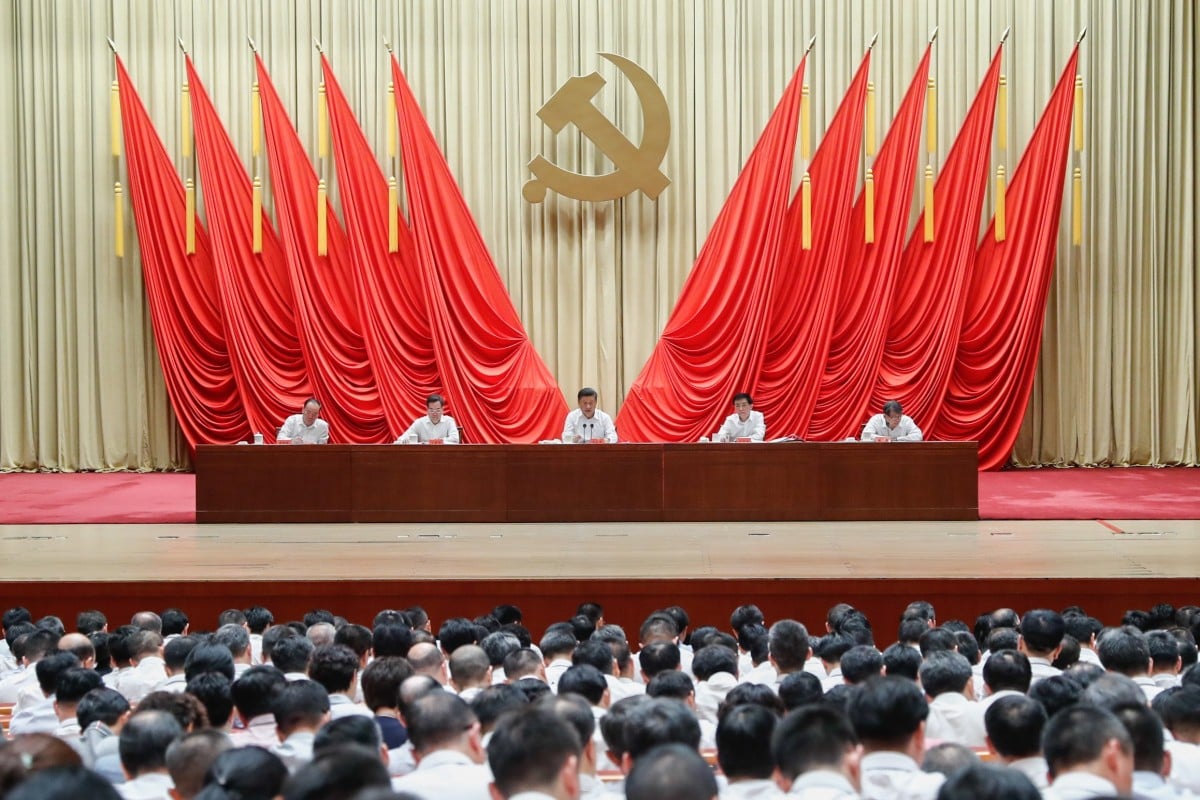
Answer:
(585, 421, 593, 442)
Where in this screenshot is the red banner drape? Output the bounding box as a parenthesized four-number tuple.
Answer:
(390, 55, 566, 443)
(933, 48, 1081, 470)
(254, 55, 390, 443)
(754, 53, 872, 437)
(806, 48, 931, 440)
(321, 55, 443, 432)
(186, 57, 313, 439)
(115, 56, 249, 447)
(872, 46, 1003, 434)
(615, 57, 809, 442)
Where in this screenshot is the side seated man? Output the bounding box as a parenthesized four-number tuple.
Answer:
(277, 398, 330, 444)
(861, 400, 923, 442)
(396, 394, 459, 444)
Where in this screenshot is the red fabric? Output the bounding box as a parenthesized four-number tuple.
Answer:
(321, 55, 443, 431)
(390, 56, 566, 442)
(806, 48, 931, 440)
(872, 47, 1003, 433)
(933, 49, 1080, 470)
(186, 58, 314, 438)
(254, 56, 390, 443)
(616, 58, 809, 442)
(115, 56, 249, 447)
(754, 54, 872, 437)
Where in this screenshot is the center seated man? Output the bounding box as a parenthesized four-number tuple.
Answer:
(562, 387, 618, 444)
(716, 392, 765, 442)
(395, 394, 460, 445)
(277, 398, 330, 445)
(860, 399, 923, 443)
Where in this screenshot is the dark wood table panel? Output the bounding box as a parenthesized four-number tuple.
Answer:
(503, 444, 664, 522)
(195, 445, 354, 523)
(818, 442, 978, 520)
(352, 446, 507, 522)
(663, 443, 823, 521)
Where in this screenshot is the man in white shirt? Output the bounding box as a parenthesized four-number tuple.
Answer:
(0, 629, 56, 704)
(977, 649, 1031, 711)
(1147, 630, 1184, 690)
(120, 631, 168, 705)
(271, 680, 331, 773)
(562, 387, 618, 443)
(625, 744, 718, 800)
(773, 705, 861, 799)
(1112, 703, 1183, 800)
(1017, 608, 1065, 685)
(309, 644, 372, 720)
(860, 400, 922, 442)
(716, 393, 766, 442)
(1098, 627, 1164, 701)
(391, 691, 493, 799)
(848, 676, 945, 800)
(920, 652, 986, 748)
(277, 397, 330, 444)
(10, 652, 81, 736)
(1041, 705, 1134, 800)
(716, 704, 785, 798)
(693, 645, 739, 724)
(451, 645, 494, 702)
(396, 393, 460, 444)
(117, 710, 185, 800)
(487, 705, 582, 800)
(983, 695, 1050, 790)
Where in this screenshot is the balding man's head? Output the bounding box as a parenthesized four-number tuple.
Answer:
(408, 642, 447, 684)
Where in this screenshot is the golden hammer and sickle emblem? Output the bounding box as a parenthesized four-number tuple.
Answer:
(524, 53, 671, 203)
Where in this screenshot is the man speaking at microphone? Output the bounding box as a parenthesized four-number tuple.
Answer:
(562, 387, 618, 444)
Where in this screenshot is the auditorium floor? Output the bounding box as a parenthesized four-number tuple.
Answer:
(2, 518, 1199, 582)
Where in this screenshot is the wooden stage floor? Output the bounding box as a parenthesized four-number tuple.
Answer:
(2, 517, 1198, 635)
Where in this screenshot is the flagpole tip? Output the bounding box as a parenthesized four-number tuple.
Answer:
(383, 37, 393, 54)
(867, 32, 879, 51)
(1000, 26, 1011, 45)
(312, 37, 324, 53)
(247, 36, 258, 53)
(1076, 27, 1087, 44)
(928, 26, 938, 44)
(176, 37, 188, 55)
(107, 36, 118, 54)
(804, 35, 816, 55)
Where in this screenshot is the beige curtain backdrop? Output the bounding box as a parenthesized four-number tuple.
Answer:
(0, 0, 1194, 470)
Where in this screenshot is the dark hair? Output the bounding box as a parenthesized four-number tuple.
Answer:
(196, 746, 287, 800)
(882, 643, 921, 680)
(623, 697, 702, 760)
(559, 663, 609, 705)
(778, 671, 824, 710)
(160, 608, 189, 637)
(271, 635, 315, 674)
(882, 400, 903, 416)
(716, 703, 777, 779)
(437, 618, 478, 655)
(718, 683, 785, 721)
(487, 707, 581, 797)
(244, 606, 274, 634)
(361, 656, 413, 712)
(917, 627, 957, 657)
(982, 649, 1032, 693)
(1026, 674, 1084, 718)
(935, 762, 1041, 800)
(77, 687, 130, 729)
(372, 624, 414, 659)
(187, 672, 234, 727)
(76, 610, 108, 635)
(921, 742, 979, 776)
(314, 716, 383, 756)
(730, 604, 764, 632)
(231, 664, 287, 720)
(481, 631, 523, 668)
(1041, 705, 1132, 778)
(1097, 628, 1152, 675)
(272, 680, 331, 733)
(692, 644, 738, 681)
(768, 620, 810, 673)
(647, 670, 695, 701)
(1113, 703, 1166, 774)
(626, 743, 718, 800)
(841, 645, 884, 684)
(280, 746, 390, 800)
(119, 710, 185, 776)
(470, 683, 529, 732)
(404, 691, 478, 753)
(1020, 609, 1066, 654)
(983, 695, 1047, 759)
(54, 666, 103, 704)
(0, 736, 84, 796)
(35, 651, 81, 695)
(309, 644, 360, 695)
(539, 629, 577, 661)
(919, 651, 972, 697)
(576, 387, 598, 400)
(846, 676, 928, 746)
(733, 392, 753, 405)
(185, 643, 236, 682)
(773, 705, 858, 780)
(4, 766, 121, 800)
(638, 641, 681, 679)
(599, 694, 650, 760)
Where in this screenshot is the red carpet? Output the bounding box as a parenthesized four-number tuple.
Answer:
(979, 467, 1200, 520)
(1, 468, 1197, 524)
(0, 473, 196, 524)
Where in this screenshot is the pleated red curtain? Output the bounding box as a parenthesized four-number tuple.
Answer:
(255, 55, 390, 443)
(934, 48, 1081, 470)
(754, 53, 872, 437)
(872, 47, 1003, 433)
(186, 57, 314, 439)
(320, 55, 443, 433)
(390, 55, 566, 443)
(115, 56, 249, 447)
(615, 57, 809, 442)
(806, 48, 931, 440)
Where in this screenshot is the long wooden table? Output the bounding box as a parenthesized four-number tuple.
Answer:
(195, 442, 977, 523)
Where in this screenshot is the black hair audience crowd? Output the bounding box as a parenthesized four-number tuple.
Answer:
(0, 598, 1198, 799)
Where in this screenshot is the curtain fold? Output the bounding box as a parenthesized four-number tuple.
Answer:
(615, 57, 808, 442)
(872, 46, 1004, 432)
(806, 47, 931, 441)
(186, 56, 314, 439)
(753, 52, 871, 438)
(255, 54, 390, 443)
(115, 56, 249, 448)
(390, 54, 567, 443)
(934, 49, 1081, 470)
(321, 54, 443, 433)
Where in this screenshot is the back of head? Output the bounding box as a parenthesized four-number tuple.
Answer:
(1157, 685, 1200, 740)
(1041, 705, 1132, 779)
(213, 623, 251, 659)
(841, 646, 884, 684)
(194, 745, 287, 800)
(77, 687, 130, 730)
(639, 613, 678, 646)
(647, 670, 695, 702)
(768, 620, 810, 673)
(717, 683, 786, 721)
(919, 651, 972, 697)
(536, 692, 595, 750)
(3, 765, 122, 800)
(502, 647, 543, 681)
(481, 631, 522, 668)
(599, 694, 650, 761)
(715, 703, 777, 780)
(449, 644, 491, 687)
(138, 690, 211, 733)
(119, 709, 185, 777)
(559, 663, 608, 705)
(982, 649, 1032, 693)
(1097, 627, 1151, 675)
(1027, 674, 1084, 718)
(487, 706, 582, 798)
(1020, 609, 1066, 654)
(846, 675, 929, 749)
(35, 651, 80, 695)
(983, 695, 1047, 759)
(572, 639, 615, 674)
(626, 743, 718, 800)
(917, 627, 957, 658)
(882, 642, 921, 681)
(271, 635, 315, 674)
(245, 606, 274, 634)
(936, 762, 1041, 800)
(1082, 672, 1147, 711)
(53, 666, 102, 705)
(778, 671, 824, 710)
(131, 611, 163, 633)
(186, 672, 234, 727)
(921, 742, 979, 776)
(280, 745, 391, 800)
(730, 604, 764, 633)
(405, 690, 477, 754)
(1113, 702, 1166, 774)
(309, 643, 359, 694)
(164, 636, 200, 671)
(272, 680, 331, 733)
(360, 656, 413, 712)
(471, 684, 529, 734)
(692, 644, 738, 682)
(624, 697, 702, 760)
(231, 664, 287, 720)
(639, 641, 682, 680)
(314, 715, 382, 756)
(437, 617, 479, 655)
(772, 705, 858, 782)
(371, 624, 413, 659)
(165, 729, 232, 799)
(185, 642, 236, 682)
(0, 735, 83, 795)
